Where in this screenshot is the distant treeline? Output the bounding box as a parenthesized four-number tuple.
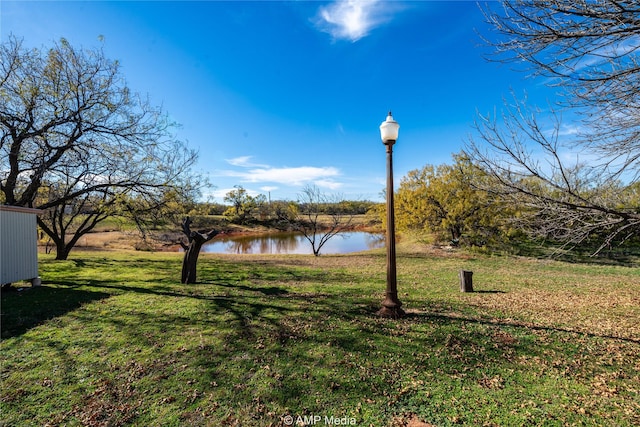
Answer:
(193, 200, 376, 217)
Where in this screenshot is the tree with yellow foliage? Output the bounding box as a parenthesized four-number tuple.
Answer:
(395, 154, 510, 246)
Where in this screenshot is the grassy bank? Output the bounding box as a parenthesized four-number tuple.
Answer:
(1, 248, 639, 426)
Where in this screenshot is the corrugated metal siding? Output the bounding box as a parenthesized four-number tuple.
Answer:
(0, 209, 39, 284)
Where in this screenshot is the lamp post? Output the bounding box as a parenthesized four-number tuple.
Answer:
(377, 111, 405, 318)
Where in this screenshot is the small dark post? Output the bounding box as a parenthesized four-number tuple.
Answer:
(459, 270, 473, 293)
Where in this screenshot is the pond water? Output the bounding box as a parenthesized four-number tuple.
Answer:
(199, 231, 385, 255)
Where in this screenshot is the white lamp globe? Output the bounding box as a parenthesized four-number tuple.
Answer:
(379, 111, 400, 142)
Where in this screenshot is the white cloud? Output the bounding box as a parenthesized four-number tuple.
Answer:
(557, 124, 582, 137)
(315, 179, 343, 190)
(225, 156, 267, 168)
(226, 165, 341, 185)
(219, 157, 342, 188)
(314, 0, 397, 42)
(208, 187, 236, 201)
(541, 122, 584, 139)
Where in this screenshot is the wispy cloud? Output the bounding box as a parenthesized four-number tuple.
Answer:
(220, 157, 342, 188)
(315, 179, 343, 190)
(542, 123, 584, 139)
(314, 0, 399, 42)
(225, 156, 268, 168)
(557, 124, 582, 137)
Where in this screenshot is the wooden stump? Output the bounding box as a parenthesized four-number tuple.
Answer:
(459, 270, 473, 293)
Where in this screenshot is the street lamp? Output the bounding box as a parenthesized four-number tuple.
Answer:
(378, 111, 405, 318)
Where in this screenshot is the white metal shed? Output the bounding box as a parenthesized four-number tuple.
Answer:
(0, 205, 42, 286)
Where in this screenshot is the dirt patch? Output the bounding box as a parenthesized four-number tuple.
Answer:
(391, 414, 436, 427)
(39, 230, 185, 253)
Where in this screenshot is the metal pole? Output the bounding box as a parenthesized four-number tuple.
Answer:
(378, 139, 405, 318)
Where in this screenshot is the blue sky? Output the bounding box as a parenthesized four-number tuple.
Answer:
(1, 1, 559, 202)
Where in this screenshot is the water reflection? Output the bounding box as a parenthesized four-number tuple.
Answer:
(199, 231, 384, 255)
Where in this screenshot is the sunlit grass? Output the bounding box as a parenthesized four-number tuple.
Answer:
(1, 249, 639, 426)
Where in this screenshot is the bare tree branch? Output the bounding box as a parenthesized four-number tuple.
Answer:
(481, 0, 640, 178)
(467, 96, 640, 255)
(0, 36, 201, 259)
(469, 1, 640, 255)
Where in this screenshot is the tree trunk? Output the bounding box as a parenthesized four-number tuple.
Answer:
(180, 217, 218, 284)
(182, 240, 204, 284)
(55, 240, 71, 260)
(55, 250, 70, 261)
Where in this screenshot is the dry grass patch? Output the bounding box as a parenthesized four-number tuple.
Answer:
(458, 259, 640, 341)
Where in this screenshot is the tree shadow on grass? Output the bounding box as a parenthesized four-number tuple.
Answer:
(1, 284, 111, 339)
(205, 282, 290, 296)
(1, 253, 374, 356)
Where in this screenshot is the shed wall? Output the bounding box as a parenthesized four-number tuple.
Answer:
(0, 208, 40, 284)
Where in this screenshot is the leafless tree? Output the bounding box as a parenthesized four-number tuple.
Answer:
(0, 37, 200, 259)
(468, 95, 640, 254)
(294, 185, 354, 256)
(468, 1, 640, 254)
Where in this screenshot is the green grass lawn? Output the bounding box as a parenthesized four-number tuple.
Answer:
(1, 248, 639, 426)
